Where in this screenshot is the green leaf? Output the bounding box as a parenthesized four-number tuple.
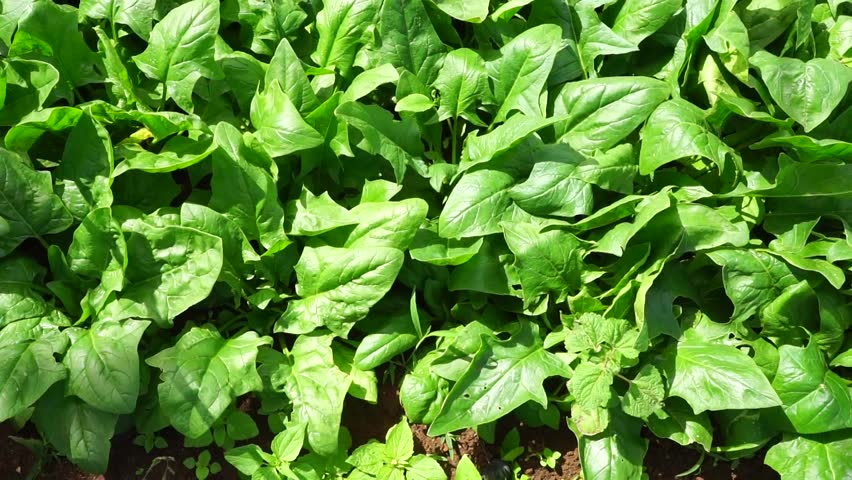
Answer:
(750, 51, 852, 132)
(409, 226, 484, 266)
(211, 122, 289, 250)
(79, 0, 155, 40)
(664, 339, 782, 413)
(65, 319, 149, 414)
(113, 136, 216, 176)
(336, 102, 425, 181)
(553, 76, 670, 154)
(146, 327, 271, 438)
(343, 199, 429, 250)
(611, 0, 682, 45)
(433, 48, 489, 122)
(461, 114, 565, 172)
(487, 24, 563, 123)
(384, 418, 414, 460)
(639, 99, 738, 176)
(429, 322, 563, 435)
(706, 249, 797, 324)
(569, 362, 614, 409)
(646, 398, 713, 450)
(276, 246, 404, 335)
(312, 0, 380, 77)
(621, 365, 665, 418)
(765, 433, 852, 480)
(576, 4, 638, 74)
(703, 11, 750, 82)
(439, 167, 520, 239)
(395, 93, 434, 113)
(378, 0, 446, 84)
(431, 0, 488, 23)
(772, 342, 852, 434)
(284, 334, 351, 456)
(102, 222, 223, 326)
(251, 80, 324, 157)
(55, 113, 114, 220)
(0, 317, 68, 422)
(454, 455, 482, 480)
(0, 59, 59, 126)
(33, 392, 115, 474)
(132, 0, 220, 112)
(0, 151, 73, 256)
(576, 411, 647, 480)
(502, 222, 586, 307)
(272, 422, 306, 462)
(266, 38, 320, 114)
(10, 1, 102, 102)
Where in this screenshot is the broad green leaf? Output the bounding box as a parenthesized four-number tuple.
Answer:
(68, 208, 126, 313)
(577, 411, 647, 480)
(251, 80, 324, 157)
(461, 114, 565, 172)
(455, 455, 482, 480)
(0, 318, 67, 422)
(832, 349, 852, 367)
(553, 76, 670, 154)
(395, 93, 434, 113)
(750, 51, 852, 132)
(340, 64, 400, 104)
(576, 5, 638, 75)
(429, 322, 563, 435)
(312, 0, 380, 77)
(431, 0, 487, 22)
(502, 222, 586, 307)
(10, 1, 102, 102)
(79, 0, 155, 40)
(664, 339, 782, 413)
(101, 222, 223, 326)
(409, 226, 484, 266)
(639, 99, 738, 175)
(132, 0, 220, 112)
(611, 0, 682, 45)
(621, 365, 665, 418)
(354, 308, 418, 370)
(343, 199, 429, 250)
(65, 320, 150, 414)
(772, 342, 852, 434)
(0, 59, 59, 126)
(336, 102, 425, 181)
(706, 249, 797, 323)
(211, 122, 289, 250)
(34, 386, 118, 474)
(487, 24, 563, 123)
(765, 433, 852, 480)
(276, 246, 404, 335)
(703, 11, 750, 82)
(439, 167, 520, 238)
(433, 48, 489, 122)
(646, 398, 713, 450)
(569, 362, 614, 409)
(55, 113, 114, 220)
(113, 135, 216, 176)
(378, 0, 446, 84)
(0, 151, 73, 256)
(286, 189, 357, 237)
(266, 38, 319, 114)
(146, 327, 271, 438)
(284, 333, 351, 456)
(5, 107, 82, 153)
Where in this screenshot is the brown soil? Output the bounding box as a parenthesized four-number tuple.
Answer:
(1, 382, 781, 480)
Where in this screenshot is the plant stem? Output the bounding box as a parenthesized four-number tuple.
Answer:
(450, 117, 459, 164)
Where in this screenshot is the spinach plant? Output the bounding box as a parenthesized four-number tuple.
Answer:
(1, 0, 851, 478)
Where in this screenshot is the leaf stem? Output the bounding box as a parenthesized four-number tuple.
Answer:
(450, 117, 459, 164)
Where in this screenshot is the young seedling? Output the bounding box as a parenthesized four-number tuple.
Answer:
(183, 450, 222, 480)
(347, 418, 446, 480)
